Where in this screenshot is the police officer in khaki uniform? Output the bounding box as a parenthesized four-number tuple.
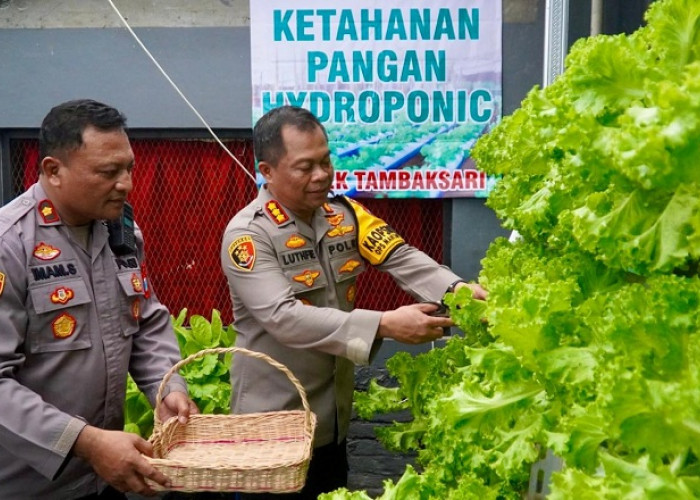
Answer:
(221, 105, 486, 498)
(0, 99, 198, 499)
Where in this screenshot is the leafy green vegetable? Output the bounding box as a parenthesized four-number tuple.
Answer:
(333, 0, 700, 497)
(124, 309, 236, 437)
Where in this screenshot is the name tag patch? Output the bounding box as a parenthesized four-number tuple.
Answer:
(30, 262, 78, 282)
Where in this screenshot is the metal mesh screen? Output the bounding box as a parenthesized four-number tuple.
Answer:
(9, 137, 443, 324)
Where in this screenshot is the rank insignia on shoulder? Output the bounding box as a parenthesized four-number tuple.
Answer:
(33, 242, 61, 261)
(131, 273, 143, 293)
(38, 199, 60, 224)
(50, 286, 74, 305)
(52, 312, 76, 339)
(0, 271, 5, 297)
(322, 203, 334, 214)
(285, 234, 307, 249)
(228, 235, 256, 271)
(293, 269, 321, 287)
(339, 259, 361, 274)
(299, 298, 312, 306)
(266, 201, 290, 225)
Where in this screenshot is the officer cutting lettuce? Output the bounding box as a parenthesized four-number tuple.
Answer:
(220, 105, 486, 499)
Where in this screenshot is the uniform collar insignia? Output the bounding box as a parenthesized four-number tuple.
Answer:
(265, 200, 290, 225)
(37, 199, 61, 225)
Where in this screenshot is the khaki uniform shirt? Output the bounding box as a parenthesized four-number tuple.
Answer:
(221, 188, 462, 447)
(0, 183, 186, 499)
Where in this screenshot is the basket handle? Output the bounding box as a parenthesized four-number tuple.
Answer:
(153, 347, 314, 436)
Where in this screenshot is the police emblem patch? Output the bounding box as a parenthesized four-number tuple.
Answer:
(33, 242, 61, 261)
(52, 312, 76, 339)
(228, 235, 256, 271)
(50, 286, 75, 305)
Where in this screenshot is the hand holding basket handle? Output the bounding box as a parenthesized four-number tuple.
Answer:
(146, 346, 317, 493)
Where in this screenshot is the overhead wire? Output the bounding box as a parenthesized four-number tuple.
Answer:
(106, 0, 258, 184)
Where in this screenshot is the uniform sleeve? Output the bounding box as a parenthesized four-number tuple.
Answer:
(346, 196, 462, 301)
(221, 224, 381, 365)
(0, 236, 86, 480)
(376, 243, 463, 302)
(127, 226, 186, 407)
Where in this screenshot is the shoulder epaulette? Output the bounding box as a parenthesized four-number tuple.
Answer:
(262, 200, 292, 227)
(0, 195, 35, 238)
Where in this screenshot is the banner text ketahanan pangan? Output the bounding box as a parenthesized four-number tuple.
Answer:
(260, 7, 493, 125)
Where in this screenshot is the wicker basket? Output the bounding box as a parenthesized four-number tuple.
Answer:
(144, 347, 317, 493)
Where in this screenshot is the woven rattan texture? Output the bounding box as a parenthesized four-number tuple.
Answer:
(145, 347, 317, 493)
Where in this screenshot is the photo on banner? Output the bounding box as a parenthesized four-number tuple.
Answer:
(250, 1, 502, 198)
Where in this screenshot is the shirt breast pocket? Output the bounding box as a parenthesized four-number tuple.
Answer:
(28, 278, 93, 353)
(116, 270, 145, 336)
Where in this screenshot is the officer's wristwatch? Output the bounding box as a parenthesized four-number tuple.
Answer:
(446, 280, 467, 294)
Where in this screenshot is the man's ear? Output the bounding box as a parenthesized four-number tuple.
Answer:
(258, 161, 273, 181)
(39, 157, 62, 186)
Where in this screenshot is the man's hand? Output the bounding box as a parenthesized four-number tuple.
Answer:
(377, 302, 454, 344)
(456, 282, 488, 300)
(72, 425, 169, 495)
(159, 391, 199, 425)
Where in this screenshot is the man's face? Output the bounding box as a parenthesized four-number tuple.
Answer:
(261, 124, 333, 222)
(45, 125, 134, 225)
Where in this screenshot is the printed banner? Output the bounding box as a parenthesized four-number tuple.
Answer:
(250, 1, 502, 198)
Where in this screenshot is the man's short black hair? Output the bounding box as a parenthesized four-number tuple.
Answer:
(253, 105, 327, 166)
(39, 99, 127, 161)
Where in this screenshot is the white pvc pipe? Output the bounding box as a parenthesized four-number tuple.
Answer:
(542, 0, 569, 87)
(591, 0, 603, 35)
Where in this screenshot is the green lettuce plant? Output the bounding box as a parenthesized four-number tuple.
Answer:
(323, 0, 700, 498)
(124, 309, 236, 438)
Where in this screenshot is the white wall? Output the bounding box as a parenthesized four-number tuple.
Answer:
(0, 0, 538, 29)
(0, 0, 250, 28)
